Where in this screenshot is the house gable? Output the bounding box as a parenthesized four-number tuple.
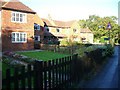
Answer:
(1, 0, 44, 51)
(1, 0, 36, 14)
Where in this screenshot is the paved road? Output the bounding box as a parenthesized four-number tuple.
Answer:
(79, 46, 119, 89)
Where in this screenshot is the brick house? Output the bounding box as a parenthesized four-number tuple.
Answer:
(1, 0, 44, 51)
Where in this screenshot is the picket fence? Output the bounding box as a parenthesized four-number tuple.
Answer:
(2, 54, 81, 89)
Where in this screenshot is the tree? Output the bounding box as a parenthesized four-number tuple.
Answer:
(78, 15, 118, 43)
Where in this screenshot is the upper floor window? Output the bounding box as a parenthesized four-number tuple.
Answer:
(56, 28, 60, 32)
(73, 29, 77, 33)
(11, 12, 27, 23)
(34, 23, 40, 30)
(11, 32, 27, 43)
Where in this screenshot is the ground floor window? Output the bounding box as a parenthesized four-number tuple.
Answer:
(11, 32, 27, 43)
(34, 35, 40, 41)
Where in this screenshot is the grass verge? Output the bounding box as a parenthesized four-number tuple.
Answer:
(17, 51, 70, 61)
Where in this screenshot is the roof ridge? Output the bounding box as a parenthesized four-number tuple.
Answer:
(2, 0, 36, 13)
(1, 0, 8, 7)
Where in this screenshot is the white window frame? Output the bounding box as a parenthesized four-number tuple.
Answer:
(34, 23, 40, 30)
(11, 32, 27, 43)
(11, 11, 27, 23)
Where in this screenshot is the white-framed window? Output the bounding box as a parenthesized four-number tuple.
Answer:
(34, 23, 40, 30)
(11, 11, 27, 23)
(11, 32, 27, 43)
(34, 35, 40, 41)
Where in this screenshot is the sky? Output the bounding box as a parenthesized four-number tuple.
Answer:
(10, 0, 119, 21)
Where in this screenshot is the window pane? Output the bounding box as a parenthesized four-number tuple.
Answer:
(35, 36, 38, 41)
(23, 33, 26, 41)
(11, 32, 27, 43)
(37, 25, 40, 30)
(16, 33, 19, 41)
(12, 13, 15, 21)
(16, 13, 19, 21)
(11, 12, 26, 23)
(34, 24, 37, 30)
(20, 14, 23, 22)
(20, 33, 23, 41)
(12, 33, 15, 41)
(38, 36, 40, 41)
(23, 14, 26, 22)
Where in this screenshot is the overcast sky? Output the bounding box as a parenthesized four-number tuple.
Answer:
(17, 0, 119, 21)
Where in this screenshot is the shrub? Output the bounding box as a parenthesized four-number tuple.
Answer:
(104, 44, 114, 56)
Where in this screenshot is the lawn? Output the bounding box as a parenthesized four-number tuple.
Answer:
(2, 63, 14, 78)
(17, 51, 70, 61)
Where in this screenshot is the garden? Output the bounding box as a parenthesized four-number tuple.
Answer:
(2, 43, 115, 89)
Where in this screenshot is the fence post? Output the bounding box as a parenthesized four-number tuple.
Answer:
(27, 64, 32, 89)
(34, 60, 43, 89)
(48, 60, 52, 89)
(55, 59, 58, 88)
(43, 61, 47, 90)
(64, 57, 67, 88)
(69, 55, 72, 87)
(6, 69, 11, 90)
(14, 67, 19, 89)
(72, 54, 78, 85)
(58, 58, 62, 87)
(61, 58, 64, 88)
(21, 66, 25, 89)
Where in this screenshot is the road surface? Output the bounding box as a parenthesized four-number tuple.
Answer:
(79, 46, 119, 89)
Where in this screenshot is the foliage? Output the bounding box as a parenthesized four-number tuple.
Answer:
(60, 38, 82, 46)
(75, 44, 114, 82)
(60, 39, 68, 46)
(99, 36, 109, 43)
(78, 15, 118, 43)
(76, 45, 98, 57)
(104, 44, 114, 56)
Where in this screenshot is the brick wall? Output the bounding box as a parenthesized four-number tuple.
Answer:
(1, 9, 44, 51)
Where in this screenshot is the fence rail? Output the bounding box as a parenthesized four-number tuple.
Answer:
(2, 54, 79, 89)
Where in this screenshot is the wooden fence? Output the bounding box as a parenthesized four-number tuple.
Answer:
(2, 54, 80, 89)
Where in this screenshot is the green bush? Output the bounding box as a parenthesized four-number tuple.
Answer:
(76, 45, 98, 57)
(104, 44, 114, 56)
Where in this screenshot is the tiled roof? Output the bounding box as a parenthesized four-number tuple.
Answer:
(1, 0, 36, 13)
(80, 28, 92, 33)
(54, 20, 76, 28)
(42, 18, 76, 28)
(42, 18, 53, 26)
